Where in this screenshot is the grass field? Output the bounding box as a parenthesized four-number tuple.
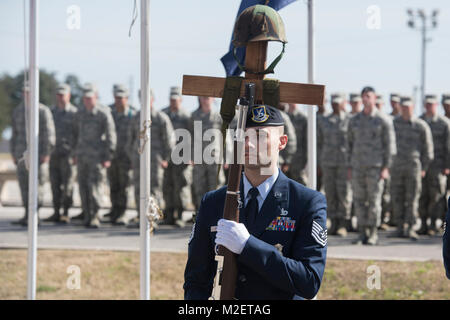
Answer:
(1, 249, 449, 300)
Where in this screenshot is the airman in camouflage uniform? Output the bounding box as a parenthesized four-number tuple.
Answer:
(316, 103, 327, 192)
(10, 84, 55, 226)
(105, 84, 136, 225)
(318, 93, 352, 237)
(348, 87, 396, 245)
(389, 93, 401, 118)
(75, 83, 116, 228)
(349, 93, 362, 116)
(347, 93, 362, 232)
(285, 103, 307, 185)
(419, 94, 450, 235)
(45, 84, 78, 224)
(375, 94, 384, 112)
(278, 108, 297, 178)
(378, 93, 402, 230)
(391, 96, 434, 240)
(189, 97, 225, 213)
(127, 89, 175, 228)
(162, 87, 193, 226)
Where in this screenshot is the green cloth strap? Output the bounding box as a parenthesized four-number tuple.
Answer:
(218, 76, 244, 186)
(233, 43, 285, 75)
(262, 79, 280, 108)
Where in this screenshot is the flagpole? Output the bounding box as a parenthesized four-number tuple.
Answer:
(140, 0, 151, 300)
(306, 0, 317, 190)
(27, 0, 39, 300)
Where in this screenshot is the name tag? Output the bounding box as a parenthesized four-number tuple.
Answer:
(266, 216, 296, 232)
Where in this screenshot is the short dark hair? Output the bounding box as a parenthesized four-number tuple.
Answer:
(361, 86, 376, 95)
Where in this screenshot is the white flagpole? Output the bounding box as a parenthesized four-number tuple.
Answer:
(140, 0, 151, 300)
(306, 0, 317, 190)
(27, 0, 39, 300)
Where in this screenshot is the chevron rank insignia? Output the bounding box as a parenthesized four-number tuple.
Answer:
(312, 220, 327, 247)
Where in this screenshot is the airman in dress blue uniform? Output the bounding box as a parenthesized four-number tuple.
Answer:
(184, 104, 328, 300)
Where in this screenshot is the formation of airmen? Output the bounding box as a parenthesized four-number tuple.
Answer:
(314, 88, 450, 245)
(9, 82, 450, 244)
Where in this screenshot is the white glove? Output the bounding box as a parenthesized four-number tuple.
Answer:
(215, 219, 250, 255)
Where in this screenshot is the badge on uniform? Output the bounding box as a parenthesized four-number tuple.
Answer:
(312, 220, 327, 247)
(251, 105, 269, 123)
(266, 216, 296, 232)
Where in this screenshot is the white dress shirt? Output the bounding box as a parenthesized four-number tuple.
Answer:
(242, 168, 279, 213)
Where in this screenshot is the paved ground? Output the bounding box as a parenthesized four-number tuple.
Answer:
(0, 206, 444, 262)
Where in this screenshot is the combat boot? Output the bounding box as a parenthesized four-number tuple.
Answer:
(417, 218, 428, 235)
(114, 215, 129, 226)
(72, 211, 85, 221)
(336, 219, 347, 237)
(407, 227, 419, 241)
(86, 215, 100, 229)
(353, 227, 369, 245)
(160, 208, 175, 225)
(328, 218, 338, 235)
(60, 207, 70, 223)
(366, 227, 378, 246)
(427, 219, 437, 236)
(43, 207, 61, 222)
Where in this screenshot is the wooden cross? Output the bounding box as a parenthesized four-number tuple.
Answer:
(181, 41, 325, 300)
(182, 42, 325, 106)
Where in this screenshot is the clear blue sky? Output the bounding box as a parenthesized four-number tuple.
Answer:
(0, 0, 449, 115)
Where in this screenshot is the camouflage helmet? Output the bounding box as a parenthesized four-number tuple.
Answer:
(232, 5, 287, 47)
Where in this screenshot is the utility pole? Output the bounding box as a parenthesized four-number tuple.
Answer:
(406, 8, 439, 113)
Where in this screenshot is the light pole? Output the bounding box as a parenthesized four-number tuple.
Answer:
(406, 8, 439, 113)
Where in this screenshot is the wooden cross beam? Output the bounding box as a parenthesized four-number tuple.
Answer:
(182, 42, 325, 106)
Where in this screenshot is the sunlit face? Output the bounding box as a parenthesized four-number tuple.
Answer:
(83, 95, 97, 111)
(390, 100, 400, 114)
(244, 126, 287, 170)
(444, 103, 450, 115)
(56, 93, 70, 106)
(114, 96, 128, 109)
(350, 101, 361, 113)
(199, 96, 214, 113)
(170, 97, 182, 109)
(425, 102, 438, 116)
(362, 91, 376, 109)
(401, 104, 414, 119)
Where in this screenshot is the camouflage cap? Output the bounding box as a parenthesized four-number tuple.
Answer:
(232, 4, 287, 48)
(442, 93, 450, 105)
(169, 86, 182, 99)
(400, 96, 414, 107)
(56, 83, 70, 94)
(331, 93, 345, 104)
(82, 83, 98, 97)
(390, 93, 401, 102)
(425, 94, 438, 104)
(113, 84, 129, 97)
(349, 93, 361, 103)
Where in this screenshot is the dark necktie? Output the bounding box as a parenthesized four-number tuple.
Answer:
(246, 187, 260, 233)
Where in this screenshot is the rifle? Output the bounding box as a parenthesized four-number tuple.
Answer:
(211, 82, 255, 300)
